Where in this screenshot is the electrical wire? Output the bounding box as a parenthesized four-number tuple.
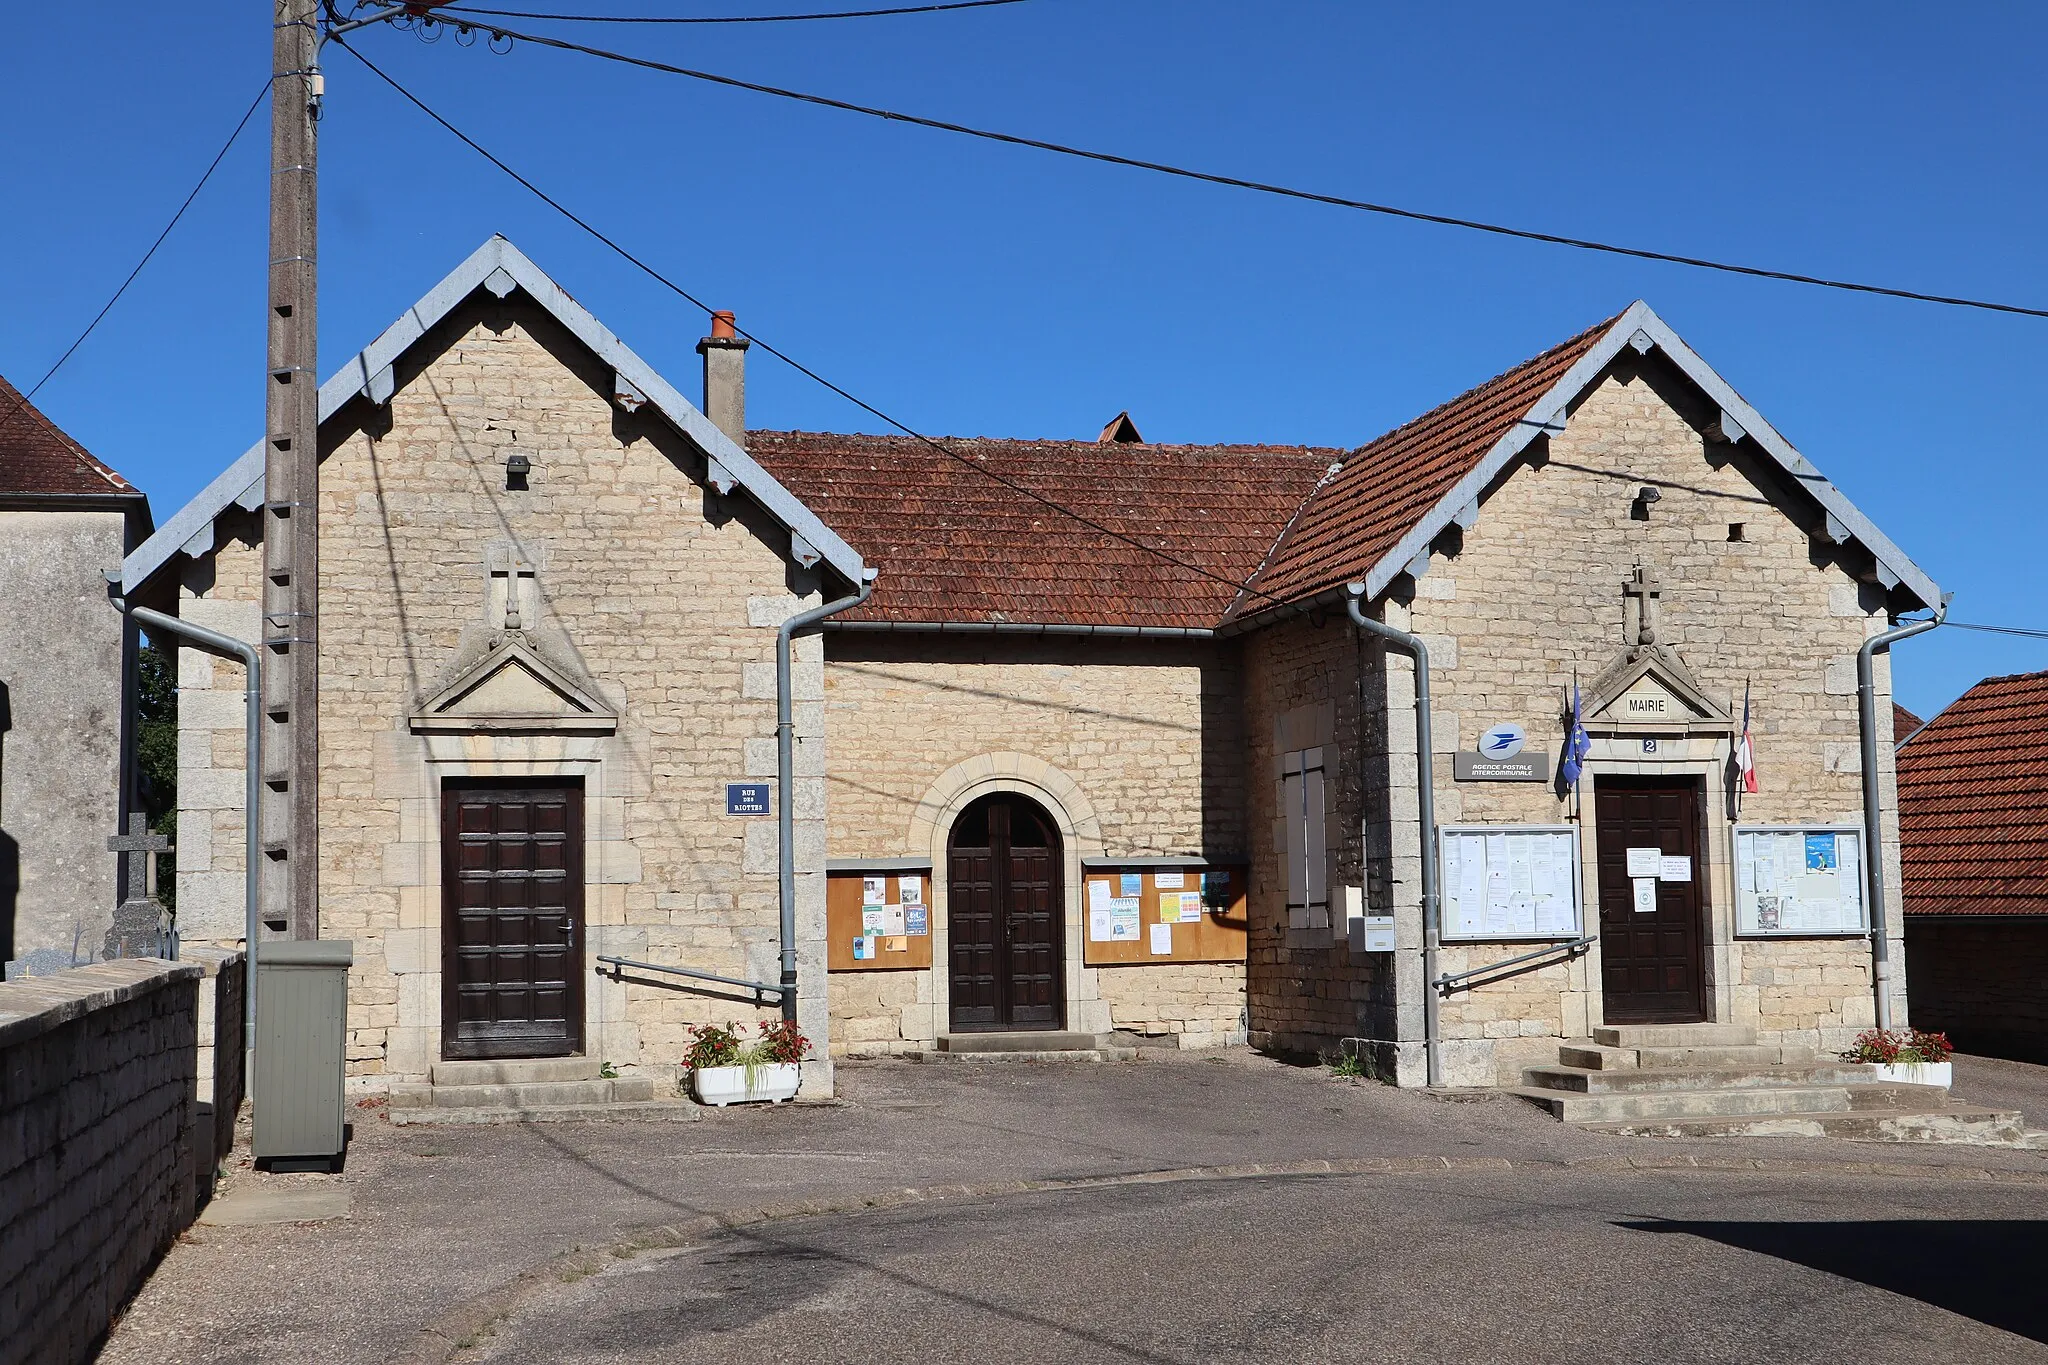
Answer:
(402, 20, 2048, 322)
(438, 0, 1029, 23)
(331, 36, 1306, 616)
(1940, 621, 2048, 642)
(0, 82, 270, 441)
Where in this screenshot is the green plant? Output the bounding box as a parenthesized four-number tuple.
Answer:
(683, 1022, 745, 1072)
(1842, 1027, 1954, 1065)
(1328, 1050, 1368, 1080)
(599, 1061, 619, 1079)
(756, 1018, 811, 1066)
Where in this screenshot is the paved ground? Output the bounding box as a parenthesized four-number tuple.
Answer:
(98, 1050, 2048, 1365)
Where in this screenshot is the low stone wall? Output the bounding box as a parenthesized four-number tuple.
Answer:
(0, 959, 202, 1365)
(180, 947, 248, 1193)
(1906, 916, 2048, 1063)
(1097, 962, 1247, 1049)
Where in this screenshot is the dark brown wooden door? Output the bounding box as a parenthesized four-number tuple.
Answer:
(441, 781, 584, 1059)
(947, 794, 1064, 1032)
(1594, 776, 1707, 1024)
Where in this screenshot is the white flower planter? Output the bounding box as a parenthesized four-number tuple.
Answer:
(1873, 1061, 1952, 1089)
(691, 1062, 801, 1106)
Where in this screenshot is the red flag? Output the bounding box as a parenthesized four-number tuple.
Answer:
(1734, 680, 1758, 794)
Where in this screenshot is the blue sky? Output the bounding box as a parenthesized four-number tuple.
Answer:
(3, 2, 2042, 716)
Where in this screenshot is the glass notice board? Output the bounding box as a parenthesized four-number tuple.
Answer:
(1733, 826, 1866, 936)
(1439, 825, 1584, 941)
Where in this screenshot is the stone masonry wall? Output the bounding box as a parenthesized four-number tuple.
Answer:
(1906, 917, 2048, 1063)
(0, 960, 201, 1365)
(1095, 962, 1247, 1048)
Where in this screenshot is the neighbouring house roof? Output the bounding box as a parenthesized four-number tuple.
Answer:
(748, 431, 1337, 630)
(122, 236, 867, 597)
(0, 374, 143, 501)
(1894, 702, 1925, 744)
(1899, 670, 2048, 918)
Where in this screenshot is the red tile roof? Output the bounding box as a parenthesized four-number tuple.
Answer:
(1899, 671, 2048, 917)
(747, 431, 1338, 628)
(0, 374, 137, 497)
(1232, 313, 1620, 614)
(1893, 702, 1924, 743)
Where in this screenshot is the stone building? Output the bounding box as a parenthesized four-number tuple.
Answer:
(1900, 670, 2048, 1062)
(0, 376, 152, 977)
(121, 237, 1938, 1099)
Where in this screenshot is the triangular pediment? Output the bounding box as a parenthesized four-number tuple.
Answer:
(1584, 647, 1730, 731)
(410, 638, 616, 734)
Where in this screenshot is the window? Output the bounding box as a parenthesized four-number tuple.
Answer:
(1281, 747, 1329, 929)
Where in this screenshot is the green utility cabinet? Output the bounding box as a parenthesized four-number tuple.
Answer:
(253, 939, 354, 1167)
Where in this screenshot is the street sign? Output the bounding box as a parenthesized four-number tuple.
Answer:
(725, 783, 771, 816)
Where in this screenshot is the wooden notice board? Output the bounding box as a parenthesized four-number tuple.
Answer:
(827, 870, 934, 972)
(1082, 866, 1248, 966)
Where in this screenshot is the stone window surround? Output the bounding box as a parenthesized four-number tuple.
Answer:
(904, 753, 1114, 1038)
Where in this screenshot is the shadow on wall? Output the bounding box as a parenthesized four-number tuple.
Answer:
(0, 678, 13, 968)
(1624, 1219, 2048, 1344)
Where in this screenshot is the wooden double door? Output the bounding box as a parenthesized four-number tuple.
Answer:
(441, 781, 584, 1060)
(1594, 776, 1708, 1024)
(947, 793, 1065, 1032)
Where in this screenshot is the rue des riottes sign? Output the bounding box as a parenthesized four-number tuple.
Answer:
(1453, 721, 1552, 782)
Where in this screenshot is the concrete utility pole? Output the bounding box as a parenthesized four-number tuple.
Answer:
(264, 0, 321, 940)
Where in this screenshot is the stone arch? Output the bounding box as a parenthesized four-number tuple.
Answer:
(906, 753, 1104, 865)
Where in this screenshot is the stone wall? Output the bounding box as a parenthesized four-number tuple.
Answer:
(0, 960, 201, 1365)
(821, 634, 1248, 1046)
(178, 947, 246, 1196)
(1096, 961, 1247, 1048)
(1906, 917, 2048, 1063)
(0, 508, 130, 977)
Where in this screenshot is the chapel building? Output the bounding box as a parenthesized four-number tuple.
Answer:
(120, 237, 1937, 1092)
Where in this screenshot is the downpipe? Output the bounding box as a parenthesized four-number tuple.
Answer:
(776, 568, 877, 1021)
(1858, 602, 1945, 1031)
(110, 588, 263, 1083)
(1345, 584, 1441, 1087)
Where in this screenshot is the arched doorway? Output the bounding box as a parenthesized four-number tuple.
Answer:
(947, 792, 1065, 1032)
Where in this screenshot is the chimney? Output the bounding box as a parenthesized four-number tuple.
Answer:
(696, 310, 750, 446)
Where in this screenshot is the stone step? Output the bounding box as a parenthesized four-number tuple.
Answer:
(391, 1100, 702, 1126)
(1579, 1105, 2027, 1145)
(430, 1057, 601, 1087)
(1524, 1063, 1879, 1095)
(1558, 1042, 1817, 1071)
(1591, 1023, 1757, 1049)
(936, 1032, 1108, 1054)
(910, 1047, 1136, 1064)
(425, 1077, 655, 1109)
(1509, 1085, 1853, 1124)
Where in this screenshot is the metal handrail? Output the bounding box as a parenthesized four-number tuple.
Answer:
(1434, 935, 1595, 997)
(595, 955, 791, 1006)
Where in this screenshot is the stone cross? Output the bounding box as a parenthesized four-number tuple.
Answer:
(489, 548, 537, 632)
(1623, 565, 1664, 648)
(105, 813, 170, 960)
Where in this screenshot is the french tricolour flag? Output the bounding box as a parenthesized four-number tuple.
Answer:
(1734, 680, 1759, 794)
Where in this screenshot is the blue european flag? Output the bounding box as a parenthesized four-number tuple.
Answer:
(1560, 683, 1591, 787)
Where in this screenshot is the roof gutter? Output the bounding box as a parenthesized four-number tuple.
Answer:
(1858, 601, 1946, 1031)
(825, 620, 1213, 639)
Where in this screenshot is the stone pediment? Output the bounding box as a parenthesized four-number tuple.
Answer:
(410, 638, 616, 734)
(1583, 647, 1731, 733)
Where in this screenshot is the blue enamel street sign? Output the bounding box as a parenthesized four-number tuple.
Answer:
(726, 783, 771, 816)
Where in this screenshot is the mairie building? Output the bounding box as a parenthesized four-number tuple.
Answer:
(120, 237, 1938, 1095)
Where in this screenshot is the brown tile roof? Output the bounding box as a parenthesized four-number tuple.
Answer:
(746, 431, 1338, 629)
(1899, 671, 2048, 917)
(1232, 313, 1621, 615)
(0, 374, 137, 497)
(1893, 702, 1924, 743)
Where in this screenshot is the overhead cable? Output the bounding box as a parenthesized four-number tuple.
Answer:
(404, 20, 2048, 322)
(439, 0, 1029, 23)
(0, 82, 270, 439)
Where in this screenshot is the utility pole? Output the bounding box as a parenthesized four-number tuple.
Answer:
(264, 0, 321, 940)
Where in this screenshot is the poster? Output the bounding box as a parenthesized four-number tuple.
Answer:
(861, 909, 886, 934)
(1626, 847, 1663, 878)
(898, 876, 923, 905)
(1440, 826, 1581, 939)
(1110, 897, 1141, 940)
(904, 905, 929, 936)
(1148, 922, 1174, 955)
(1203, 872, 1231, 896)
(1158, 891, 1203, 923)
(1659, 856, 1691, 883)
(862, 876, 887, 907)
(1090, 909, 1117, 942)
(852, 934, 877, 961)
(878, 905, 906, 937)
(1632, 878, 1658, 914)
(885, 935, 908, 953)
(1155, 870, 1185, 889)
(1119, 873, 1145, 896)
(1735, 828, 1865, 935)
(1088, 879, 1112, 911)
(1805, 833, 1838, 870)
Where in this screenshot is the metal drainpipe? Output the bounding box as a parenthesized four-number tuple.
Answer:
(110, 591, 263, 1084)
(1858, 603, 1944, 1031)
(776, 568, 877, 1021)
(1344, 583, 1442, 1087)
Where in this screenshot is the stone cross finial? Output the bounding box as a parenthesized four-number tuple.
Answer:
(1623, 564, 1664, 648)
(105, 813, 170, 960)
(488, 548, 537, 632)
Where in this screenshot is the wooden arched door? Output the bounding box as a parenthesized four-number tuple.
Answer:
(947, 793, 1065, 1032)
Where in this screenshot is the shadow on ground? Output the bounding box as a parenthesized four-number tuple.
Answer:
(1625, 1218, 2048, 1343)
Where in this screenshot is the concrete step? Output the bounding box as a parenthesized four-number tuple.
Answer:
(430, 1057, 601, 1087)
(910, 1046, 1137, 1064)
(1580, 1105, 2027, 1145)
(1558, 1042, 1817, 1070)
(1509, 1085, 1853, 1124)
(391, 1100, 701, 1126)
(1524, 1063, 1878, 1095)
(1591, 1023, 1757, 1049)
(936, 1032, 1108, 1054)
(428, 1077, 655, 1109)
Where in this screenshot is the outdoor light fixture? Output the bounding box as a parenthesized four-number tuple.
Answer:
(1637, 486, 1662, 504)
(505, 453, 531, 491)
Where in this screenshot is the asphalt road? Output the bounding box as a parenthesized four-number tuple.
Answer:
(474, 1167, 2048, 1364)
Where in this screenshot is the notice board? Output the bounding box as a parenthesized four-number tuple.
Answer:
(1733, 825, 1866, 936)
(827, 870, 934, 971)
(1081, 865, 1248, 966)
(1440, 825, 1584, 941)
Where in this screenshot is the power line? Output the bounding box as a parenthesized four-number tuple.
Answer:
(1941, 620, 2048, 642)
(0, 82, 270, 440)
(331, 36, 1306, 616)
(435, 19, 2048, 323)
(438, 0, 1029, 23)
